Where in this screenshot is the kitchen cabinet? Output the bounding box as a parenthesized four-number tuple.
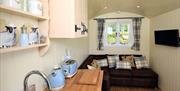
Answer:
(49, 0, 88, 38)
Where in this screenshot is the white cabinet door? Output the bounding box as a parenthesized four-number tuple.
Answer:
(75, 0, 83, 37)
(84, 0, 88, 27)
(77, 0, 88, 37)
(49, 0, 87, 38)
(49, 0, 75, 38)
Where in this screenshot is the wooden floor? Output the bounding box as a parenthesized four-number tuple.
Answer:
(111, 86, 161, 91)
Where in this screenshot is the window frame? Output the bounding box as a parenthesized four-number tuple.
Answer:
(103, 19, 134, 47)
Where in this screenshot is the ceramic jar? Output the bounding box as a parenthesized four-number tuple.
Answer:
(0, 0, 21, 9)
(20, 25, 29, 47)
(27, 0, 43, 16)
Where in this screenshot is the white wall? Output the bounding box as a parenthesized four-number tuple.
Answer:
(89, 12, 150, 60)
(0, 13, 89, 91)
(150, 8, 180, 91)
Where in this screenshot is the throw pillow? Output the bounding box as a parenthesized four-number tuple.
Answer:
(121, 55, 135, 67)
(116, 61, 131, 69)
(134, 56, 146, 61)
(91, 60, 100, 68)
(87, 65, 96, 70)
(126, 55, 134, 61)
(107, 55, 119, 68)
(135, 60, 149, 69)
(95, 59, 108, 67)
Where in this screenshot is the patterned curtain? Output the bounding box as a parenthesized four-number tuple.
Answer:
(96, 19, 105, 50)
(131, 18, 142, 51)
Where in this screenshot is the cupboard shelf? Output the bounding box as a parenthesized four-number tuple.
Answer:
(0, 43, 48, 54)
(0, 0, 50, 56)
(0, 5, 49, 21)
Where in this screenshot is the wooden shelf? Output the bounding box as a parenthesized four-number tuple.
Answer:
(0, 0, 50, 56)
(0, 5, 49, 21)
(0, 43, 48, 54)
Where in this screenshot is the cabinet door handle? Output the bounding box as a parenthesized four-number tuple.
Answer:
(75, 25, 81, 32)
(81, 22, 88, 35)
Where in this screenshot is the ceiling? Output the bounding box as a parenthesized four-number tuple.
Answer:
(88, 0, 180, 19)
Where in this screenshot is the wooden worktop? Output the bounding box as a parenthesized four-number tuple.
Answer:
(44, 69, 103, 91)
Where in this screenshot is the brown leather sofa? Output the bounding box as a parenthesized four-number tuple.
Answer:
(79, 55, 158, 91)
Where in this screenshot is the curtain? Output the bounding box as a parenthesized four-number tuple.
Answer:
(96, 19, 105, 50)
(131, 18, 142, 51)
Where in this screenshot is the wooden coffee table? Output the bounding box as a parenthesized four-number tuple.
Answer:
(44, 69, 103, 91)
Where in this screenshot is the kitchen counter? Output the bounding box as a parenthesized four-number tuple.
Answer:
(44, 69, 103, 91)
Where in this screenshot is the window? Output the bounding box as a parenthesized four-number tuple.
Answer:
(103, 19, 134, 47)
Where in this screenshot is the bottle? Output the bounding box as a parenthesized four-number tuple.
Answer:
(20, 25, 29, 47)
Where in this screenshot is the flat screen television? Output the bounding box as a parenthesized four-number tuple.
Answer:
(154, 29, 180, 47)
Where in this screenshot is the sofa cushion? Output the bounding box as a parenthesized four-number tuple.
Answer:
(135, 60, 149, 69)
(107, 55, 119, 68)
(134, 56, 146, 61)
(87, 65, 96, 69)
(132, 68, 158, 78)
(116, 61, 131, 69)
(95, 59, 108, 67)
(109, 68, 132, 77)
(121, 55, 136, 67)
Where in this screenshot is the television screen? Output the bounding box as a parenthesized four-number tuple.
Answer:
(154, 29, 180, 47)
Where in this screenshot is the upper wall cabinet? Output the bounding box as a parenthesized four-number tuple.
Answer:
(49, 0, 88, 38)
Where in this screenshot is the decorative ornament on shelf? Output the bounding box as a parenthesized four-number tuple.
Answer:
(20, 25, 29, 47)
(40, 35, 46, 44)
(0, 23, 16, 48)
(29, 25, 40, 45)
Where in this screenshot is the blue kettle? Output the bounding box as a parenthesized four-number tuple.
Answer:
(48, 67, 65, 90)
